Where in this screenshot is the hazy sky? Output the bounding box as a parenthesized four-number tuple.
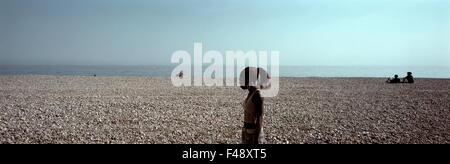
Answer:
(0, 0, 449, 66)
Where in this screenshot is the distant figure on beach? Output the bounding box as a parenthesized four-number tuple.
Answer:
(386, 75, 401, 83)
(239, 67, 270, 144)
(176, 71, 184, 79)
(93, 74, 96, 77)
(403, 72, 414, 83)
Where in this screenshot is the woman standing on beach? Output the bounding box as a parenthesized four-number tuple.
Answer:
(239, 67, 270, 144)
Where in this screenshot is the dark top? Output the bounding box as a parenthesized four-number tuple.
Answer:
(389, 77, 401, 83)
(404, 75, 414, 83)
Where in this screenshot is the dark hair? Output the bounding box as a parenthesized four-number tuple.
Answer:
(239, 67, 270, 90)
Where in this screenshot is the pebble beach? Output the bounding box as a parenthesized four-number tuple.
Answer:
(1, 75, 449, 144)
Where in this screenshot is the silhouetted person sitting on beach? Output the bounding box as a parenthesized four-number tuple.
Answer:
(240, 67, 270, 144)
(403, 72, 414, 83)
(386, 75, 401, 83)
(176, 71, 184, 79)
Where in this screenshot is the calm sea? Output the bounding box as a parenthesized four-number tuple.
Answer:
(0, 65, 449, 78)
